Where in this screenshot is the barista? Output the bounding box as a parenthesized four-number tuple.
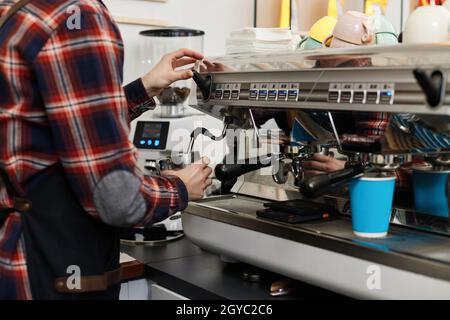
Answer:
(0, 0, 211, 300)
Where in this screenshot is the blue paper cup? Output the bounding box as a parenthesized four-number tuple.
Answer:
(413, 168, 449, 218)
(349, 175, 396, 238)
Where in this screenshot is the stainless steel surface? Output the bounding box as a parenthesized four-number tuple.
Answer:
(186, 196, 450, 280)
(185, 44, 450, 298)
(183, 211, 450, 300)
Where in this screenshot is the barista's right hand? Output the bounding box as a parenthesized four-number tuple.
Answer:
(302, 154, 346, 176)
(165, 157, 213, 201)
(141, 48, 204, 98)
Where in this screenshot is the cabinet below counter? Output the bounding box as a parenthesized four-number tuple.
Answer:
(120, 237, 346, 300)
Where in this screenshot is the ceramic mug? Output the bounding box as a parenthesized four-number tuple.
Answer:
(298, 37, 323, 50)
(376, 32, 398, 46)
(325, 11, 375, 48)
(373, 15, 398, 46)
(298, 16, 337, 50)
(403, 5, 450, 44)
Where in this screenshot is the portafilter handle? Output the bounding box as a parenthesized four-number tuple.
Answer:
(215, 155, 278, 182)
(300, 164, 366, 199)
(192, 70, 212, 101)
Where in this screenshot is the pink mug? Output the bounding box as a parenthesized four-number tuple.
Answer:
(324, 11, 375, 48)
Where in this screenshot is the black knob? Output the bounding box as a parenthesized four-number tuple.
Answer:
(192, 70, 212, 101)
(413, 68, 446, 108)
(300, 165, 365, 199)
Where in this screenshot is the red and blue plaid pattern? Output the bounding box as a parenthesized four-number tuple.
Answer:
(0, 0, 187, 299)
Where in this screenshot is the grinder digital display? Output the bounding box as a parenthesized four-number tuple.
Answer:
(133, 121, 170, 150)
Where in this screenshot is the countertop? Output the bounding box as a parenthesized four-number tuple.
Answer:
(121, 237, 346, 300)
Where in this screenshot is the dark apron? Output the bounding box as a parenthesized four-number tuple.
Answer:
(0, 165, 121, 300)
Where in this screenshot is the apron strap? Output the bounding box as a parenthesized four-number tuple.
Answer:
(55, 267, 123, 293)
(0, 166, 32, 226)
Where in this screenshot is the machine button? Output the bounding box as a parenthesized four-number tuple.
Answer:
(214, 90, 223, 99)
(328, 83, 341, 103)
(249, 90, 259, 100)
(353, 91, 366, 104)
(380, 83, 395, 104)
(328, 91, 340, 103)
(340, 91, 353, 103)
(147, 140, 153, 146)
(340, 84, 354, 103)
(366, 91, 380, 104)
(258, 90, 268, 100)
(267, 84, 278, 101)
(268, 90, 278, 101)
(278, 83, 289, 101)
(231, 90, 240, 100)
(139, 140, 146, 146)
(288, 89, 299, 101)
(258, 84, 270, 100)
(223, 90, 231, 100)
(154, 140, 160, 147)
(278, 90, 288, 101)
(380, 91, 394, 104)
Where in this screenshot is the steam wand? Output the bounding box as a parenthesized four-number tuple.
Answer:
(186, 116, 234, 157)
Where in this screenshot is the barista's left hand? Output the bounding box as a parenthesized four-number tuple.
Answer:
(141, 48, 204, 98)
(302, 154, 346, 176)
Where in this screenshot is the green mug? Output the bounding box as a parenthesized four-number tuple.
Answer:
(298, 37, 323, 50)
(376, 32, 398, 46)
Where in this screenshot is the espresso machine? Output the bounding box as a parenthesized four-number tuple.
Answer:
(183, 44, 450, 299)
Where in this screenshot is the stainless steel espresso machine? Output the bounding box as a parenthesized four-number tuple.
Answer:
(183, 44, 450, 299)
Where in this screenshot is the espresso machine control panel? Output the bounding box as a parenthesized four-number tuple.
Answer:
(211, 81, 397, 105)
(328, 83, 395, 105)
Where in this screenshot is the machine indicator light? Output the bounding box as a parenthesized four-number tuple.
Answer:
(147, 140, 153, 146)
(140, 140, 146, 145)
(154, 140, 160, 147)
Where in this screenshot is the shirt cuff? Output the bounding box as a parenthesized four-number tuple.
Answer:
(165, 175, 189, 212)
(124, 78, 156, 120)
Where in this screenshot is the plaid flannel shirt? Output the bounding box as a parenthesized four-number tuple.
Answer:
(0, 0, 188, 299)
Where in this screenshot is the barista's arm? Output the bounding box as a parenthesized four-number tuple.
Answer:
(124, 49, 203, 121)
(32, 6, 192, 227)
(124, 79, 156, 121)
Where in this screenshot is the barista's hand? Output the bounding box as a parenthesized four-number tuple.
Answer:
(141, 48, 204, 98)
(302, 154, 346, 176)
(164, 157, 213, 201)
